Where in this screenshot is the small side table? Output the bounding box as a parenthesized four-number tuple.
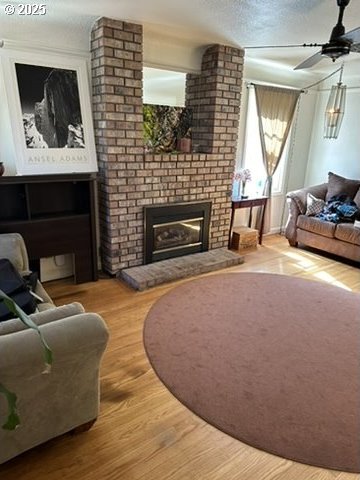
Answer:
(228, 196, 268, 248)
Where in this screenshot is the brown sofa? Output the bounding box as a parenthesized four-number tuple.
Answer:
(285, 172, 360, 262)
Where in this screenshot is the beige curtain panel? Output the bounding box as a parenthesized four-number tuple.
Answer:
(254, 85, 301, 233)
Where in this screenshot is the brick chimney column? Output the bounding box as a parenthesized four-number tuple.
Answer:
(91, 18, 143, 274)
(186, 45, 244, 155)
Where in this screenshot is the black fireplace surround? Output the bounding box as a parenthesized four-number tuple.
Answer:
(144, 202, 212, 264)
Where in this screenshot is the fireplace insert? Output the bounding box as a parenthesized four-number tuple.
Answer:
(144, 201, 211, 264)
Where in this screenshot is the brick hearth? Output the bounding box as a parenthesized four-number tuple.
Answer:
(91, 18, 244, 275)
(121, 249, 244, 291)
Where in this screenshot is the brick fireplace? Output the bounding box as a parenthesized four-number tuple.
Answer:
(91, 18, 244, 275)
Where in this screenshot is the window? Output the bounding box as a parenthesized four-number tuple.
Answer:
(240, 88, 290, 197)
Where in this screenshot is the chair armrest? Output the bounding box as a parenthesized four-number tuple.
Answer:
(0, 313, 109, 463)
(286, 183, 328, 214)
(285, 183, 328, 244)
(0, 312, 109, 372)
(34, 280, 54, 309)
(0, 302, 85, 335)
(0, 233, 29, 273)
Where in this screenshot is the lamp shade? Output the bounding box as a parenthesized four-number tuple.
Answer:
(324, 82, 346, 139)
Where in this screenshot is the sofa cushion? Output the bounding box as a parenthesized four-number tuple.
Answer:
(297, 215, 336, 238)
(326, 172, 360, 201)
(334, 223, 360, 246)
(0, 302, 85, 336)
(305, 193, 326, 216)
(353, 188, 360, 209)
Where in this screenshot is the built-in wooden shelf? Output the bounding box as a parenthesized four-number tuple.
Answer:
(0, 173, 98, 284)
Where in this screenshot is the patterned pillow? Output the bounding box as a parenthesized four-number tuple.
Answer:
(306, 193, 326, 216)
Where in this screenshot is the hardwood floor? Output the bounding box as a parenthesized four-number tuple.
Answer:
(1, 235, 359, 480)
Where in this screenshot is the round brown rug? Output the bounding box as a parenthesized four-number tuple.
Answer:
(143, 273, 360, 473)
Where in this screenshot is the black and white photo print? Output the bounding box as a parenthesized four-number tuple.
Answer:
(15, 63, 85, 149)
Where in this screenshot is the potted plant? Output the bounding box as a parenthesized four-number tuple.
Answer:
(0, 290, 52, 430)
(176, 108, 192, 153)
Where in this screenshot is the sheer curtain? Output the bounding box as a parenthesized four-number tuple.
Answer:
(254, 85, 301, 233)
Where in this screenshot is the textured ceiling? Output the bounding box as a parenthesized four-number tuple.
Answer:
(1, 0, 360, 82)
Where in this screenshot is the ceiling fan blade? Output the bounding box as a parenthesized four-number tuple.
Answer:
(338, 26, 360, 44)
(244, 43, 322, 49)
(294, 50, 323, 70)
(350, 43, 360, 52)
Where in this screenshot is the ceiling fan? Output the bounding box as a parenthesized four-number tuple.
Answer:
(245, 0, 360, 70)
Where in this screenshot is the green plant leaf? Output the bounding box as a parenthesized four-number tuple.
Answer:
(0, 383, 20, 430)
(0, 290, 53, 368)
(0, 289, 53, 430)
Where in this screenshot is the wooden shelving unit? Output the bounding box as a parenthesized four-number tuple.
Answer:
(0, 173, 98, 284)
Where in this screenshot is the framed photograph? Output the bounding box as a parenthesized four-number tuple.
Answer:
(1, 50, 97, 175)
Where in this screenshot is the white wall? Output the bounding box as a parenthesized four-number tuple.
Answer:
(143, 67, 186, 106)
(0, 58, 17, 175)
(305, 81, 360, 186)
(143, 28, 203, 74)
(285, 91, 318, 193)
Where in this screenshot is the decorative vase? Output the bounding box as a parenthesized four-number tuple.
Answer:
(0, 162, 4, 177)
(241, 181, 248, 199)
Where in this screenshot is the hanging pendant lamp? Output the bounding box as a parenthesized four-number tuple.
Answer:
(324, 64, 346, 139)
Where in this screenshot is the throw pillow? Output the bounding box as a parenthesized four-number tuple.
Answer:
(306, 193, 326, 216)
(326, 172, 360, 201)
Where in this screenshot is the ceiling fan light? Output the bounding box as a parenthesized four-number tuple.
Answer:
(324, 82, 346, 138)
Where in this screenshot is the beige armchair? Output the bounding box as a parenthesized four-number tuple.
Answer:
(0, 233, 109, 464)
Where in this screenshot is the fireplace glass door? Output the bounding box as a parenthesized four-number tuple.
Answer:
(144, 202, 211, 264)
(153, 217, 203, 253)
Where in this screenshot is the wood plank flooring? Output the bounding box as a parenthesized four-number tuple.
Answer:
(1, 235, 359, 480)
